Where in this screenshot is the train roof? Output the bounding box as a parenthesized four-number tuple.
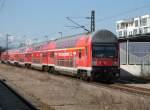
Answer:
(4, 29, 117, 52)
(55, 34, 86, 49)
(91, 30, 117, 43)
(54, 29, 117, 49)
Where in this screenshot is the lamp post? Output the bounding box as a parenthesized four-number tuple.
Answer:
(45, 35, 48, 43)
(58, 32, 62, 38)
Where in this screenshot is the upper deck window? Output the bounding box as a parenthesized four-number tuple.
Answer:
(50, 52, 54, 58)
(92, 44, 117, 58)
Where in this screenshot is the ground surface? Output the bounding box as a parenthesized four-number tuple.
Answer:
(0, 64, 150, 110)
(0, 81, 36, 110)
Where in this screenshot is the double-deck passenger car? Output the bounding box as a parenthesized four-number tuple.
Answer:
(1, 30, 120, 81)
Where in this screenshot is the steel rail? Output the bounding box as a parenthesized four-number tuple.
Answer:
(108, 84, 150, 96)
(49, 73, 150, 97)
(48, 71, 150, 97)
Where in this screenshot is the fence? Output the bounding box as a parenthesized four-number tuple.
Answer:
(120, 42, 150, 65)
(141, 54, 150, 77)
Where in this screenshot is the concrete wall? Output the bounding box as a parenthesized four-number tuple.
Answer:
(120, 65, 141, 77)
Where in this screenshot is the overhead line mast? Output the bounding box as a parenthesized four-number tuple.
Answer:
(91, 10, 95, 32)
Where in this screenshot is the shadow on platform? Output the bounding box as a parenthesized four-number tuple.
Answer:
(116, 68, 150, 84)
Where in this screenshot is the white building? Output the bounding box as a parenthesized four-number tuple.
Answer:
(116, 14, 150, 37)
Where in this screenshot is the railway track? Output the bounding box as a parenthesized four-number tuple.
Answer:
(108, 84, 150, 96)
(50, 73, 150, 97)
(0, 79, 37, 110)
(83, 80, 150, 97)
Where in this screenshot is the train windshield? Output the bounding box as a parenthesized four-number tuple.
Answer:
(92, 44, 117, 58)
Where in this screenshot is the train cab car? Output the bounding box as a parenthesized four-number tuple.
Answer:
(90, 30, 120, 81)
(53, 29, 120, 81)
(0, 29, 119, 82)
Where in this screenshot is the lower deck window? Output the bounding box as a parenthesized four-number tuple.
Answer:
(57, 59, 73, 67)
(32, 59, 41, 64)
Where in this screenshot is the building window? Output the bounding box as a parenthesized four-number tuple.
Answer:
(141, 18, 147, 26)
(134, 20, 138, 27)
(129, 31, 133, 35)
(139, 28, 142, 34)
(124, 30, 127, 36)
(144, 27, 148, 33)
(133, 29, 138, 35)
(125, 24, 128, 28)
(118, 31, 122, 37)
(129, 31, 132, 35)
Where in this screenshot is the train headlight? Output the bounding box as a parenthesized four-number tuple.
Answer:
(115, 73, 120, 78)
(92, 61, 96, 66)
(113, 61, 118, 66)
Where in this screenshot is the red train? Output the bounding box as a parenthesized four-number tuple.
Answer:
(1, 30, 120, 81)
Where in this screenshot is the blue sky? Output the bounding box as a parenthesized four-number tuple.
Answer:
(0, 0, 150, 46)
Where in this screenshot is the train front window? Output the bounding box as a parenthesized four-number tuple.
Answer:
(92, 44, 117, 58)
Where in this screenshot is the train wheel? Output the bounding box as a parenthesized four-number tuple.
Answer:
(25, 64, 27, 68)
(90, 73, 96, 81)
(48, 67, 55, 74)
(42, 66, 46, 71)
(79, 71, 88, 81)
(28, 64, 31, 69)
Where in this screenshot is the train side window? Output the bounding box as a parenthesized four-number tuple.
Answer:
(50, 52, 54, 58)
(25, 53, 31, 57)
(79, 49, 82, 59)
(25, 54, 27, 57)
(42, 53, 47, 57)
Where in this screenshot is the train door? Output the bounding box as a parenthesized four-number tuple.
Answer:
(49, 51, 55, 65)
(73, 50, 77, 74)
(42, 52, 48, 65)
(78, 49, 83, 66)
(73, 51, 76, 68)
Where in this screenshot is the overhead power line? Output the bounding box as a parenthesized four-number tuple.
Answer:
(66, 17, 90, 32)
(66, 17, 89, 19)
(96, 3, 150, 23)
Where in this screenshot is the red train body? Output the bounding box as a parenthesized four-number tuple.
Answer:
(1, 30, 120, 81)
